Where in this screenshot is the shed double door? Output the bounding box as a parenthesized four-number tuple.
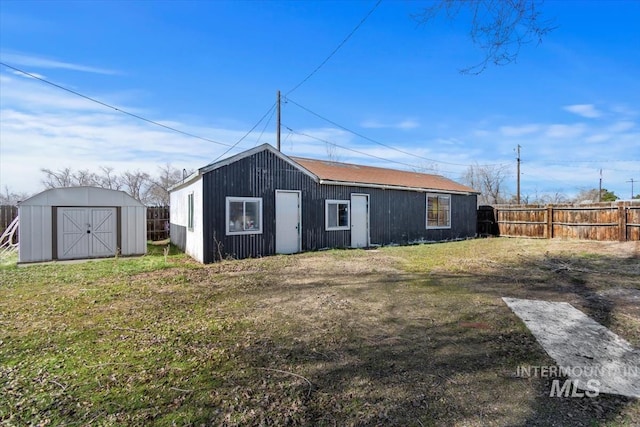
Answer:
(57, 208, 117, 260)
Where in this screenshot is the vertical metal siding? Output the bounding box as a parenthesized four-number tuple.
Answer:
(202, 150, 477, 262)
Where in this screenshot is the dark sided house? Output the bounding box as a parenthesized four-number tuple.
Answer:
(169, 143, 478, 263)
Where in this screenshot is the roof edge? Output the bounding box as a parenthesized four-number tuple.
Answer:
(198, 143, 318, 182)
(319, 179, 479, 195)
(168, 170, 202, 192)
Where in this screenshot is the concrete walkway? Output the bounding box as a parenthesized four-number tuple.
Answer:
(503, 297, 640, 398)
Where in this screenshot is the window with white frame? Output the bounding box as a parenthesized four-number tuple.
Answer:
(187, 193, 194, 230)
(426, 194, 451, 228)
(325, 199, 350, 230)
(226, 197, 262, 235)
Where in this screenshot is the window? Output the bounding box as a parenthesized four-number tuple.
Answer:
(325, 200, 350, 230)
(187, 193, 194, 230)
(226, 197, 262, 235)
(426, 194, 451, 228)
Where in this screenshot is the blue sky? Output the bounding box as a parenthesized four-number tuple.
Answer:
(1, 0, 639, 199)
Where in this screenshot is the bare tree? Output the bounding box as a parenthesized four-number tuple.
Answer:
(0, 186, 31, 205)
(574, 187, 618, 203)
(98, 166, 122, 190)
(73, 169, 99, 187)
(414, 162, 440, 174)
(121, 170, 150, 203)
(38, 165, 187, 204)
(462, 163, 510, 204)
(41, 167, 74, 189)
(414, 0, 555, 74)
(325, 142, 341, 163)
(146, 164, 184, 206)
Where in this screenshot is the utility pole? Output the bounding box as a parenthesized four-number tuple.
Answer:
(598, 169, 602, 202)
(276, 90, 281, 151)
(627, 178, 636, 199)
(516, 144, 521, 205)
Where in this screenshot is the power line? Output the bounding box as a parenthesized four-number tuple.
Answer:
(213, 101, 278, 162)
(283, 124, 463, 176)
(286, 97, 508, 168)
(286, 0, 382, 95)
(255, 102, 278, 146)
(1, 62, 234, 148)
(545, 159, 640, 164)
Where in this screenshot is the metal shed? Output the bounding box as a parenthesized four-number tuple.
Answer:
(18, 187, 147, 263)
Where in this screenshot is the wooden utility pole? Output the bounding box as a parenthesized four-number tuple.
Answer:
(598, 169, 602, 202)
(627, 178, 636, 199)
(276, 90, 281, 151)
(516, 145, 521, 205)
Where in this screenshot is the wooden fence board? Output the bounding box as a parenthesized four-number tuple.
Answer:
(146, 206, 170, 241)
(0, 205, 18, 244)
(479, 202, 640, 242)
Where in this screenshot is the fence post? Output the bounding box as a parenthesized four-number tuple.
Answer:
(546, 206, 553, 239)
(618, 202, 627, 242)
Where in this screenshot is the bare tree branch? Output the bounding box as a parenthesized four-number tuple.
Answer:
(414, 0, 556, 74)
(462, 163, 510, 204)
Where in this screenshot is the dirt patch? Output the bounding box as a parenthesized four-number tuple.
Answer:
(6, 239, 635, 425)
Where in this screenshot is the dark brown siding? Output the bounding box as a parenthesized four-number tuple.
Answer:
(202, 150, 477, 262)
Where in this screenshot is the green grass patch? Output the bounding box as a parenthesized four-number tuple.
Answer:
(1, 238, 638, 426)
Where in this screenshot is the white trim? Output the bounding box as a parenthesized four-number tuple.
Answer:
(187, 192, 195, 231)
(200, 144, 318, 182)
(275, 190, 302, 254)
(426, 193, 452, 229)
(226, 197, 263, 235)
(325, 199, 350, 231)
(168, 171, 201, 192)
(319, 179, 477, 195)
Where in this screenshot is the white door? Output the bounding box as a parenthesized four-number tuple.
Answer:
(58, 207, 117, 259)
(275, 190, 301, 254)
(350, 194, 369, 248)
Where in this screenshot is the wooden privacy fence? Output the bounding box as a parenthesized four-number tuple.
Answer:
(478, 202, 640, 241)
(0, 205, 170, 243)
(147, 206, 170, 241)
(0, 205, 18, 244)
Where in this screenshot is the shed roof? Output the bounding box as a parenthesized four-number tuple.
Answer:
(19, 186, 145, 207)
(291, 157, 477, 194)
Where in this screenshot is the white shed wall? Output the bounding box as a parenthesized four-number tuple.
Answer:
(18, 205, 53, 263)
(120, 206, 147, 256)
(18, 187, 147, 263)
(170, 177, 203, 262)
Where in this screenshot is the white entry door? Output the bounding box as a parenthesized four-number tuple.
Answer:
(350, 194, 369, 248)
(275, 190, 301, 254)
(58, 207, 117, 259)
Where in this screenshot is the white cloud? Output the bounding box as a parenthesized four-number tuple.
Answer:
(1, 51, 119, 75)
(12, 70, 46, 79)
(608, 121, 635, 133)
(499, 124, 541, 137)
(585, 134, 611, 143)
(397, 119, 420, 130)
(563, 104, 602, 119)
(360, 118, 420, 130)
(545, 123, 586, 139)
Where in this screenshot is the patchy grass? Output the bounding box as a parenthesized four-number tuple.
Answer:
(0, 239, 638, 426)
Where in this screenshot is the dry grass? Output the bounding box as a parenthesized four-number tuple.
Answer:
(0, 238, 638, 426)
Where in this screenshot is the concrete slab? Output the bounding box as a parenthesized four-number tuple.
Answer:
(503, 297, 640, 398)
